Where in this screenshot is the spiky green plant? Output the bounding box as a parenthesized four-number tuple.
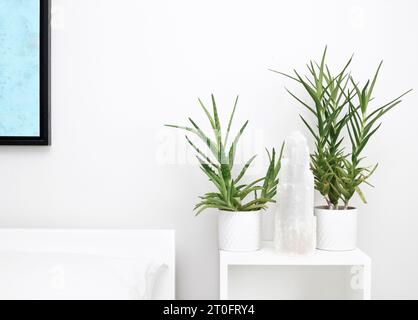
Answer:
(165, 95, 284, 215)
(336, 65, 412, 208)
(272, 47, 411, 209)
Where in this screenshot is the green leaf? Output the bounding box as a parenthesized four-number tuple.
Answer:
(317, 46, 328, 96)
(185, 135, 219, 169)
(269, 69, 301, 82)
(242, 198, 273, 210)
(300, 115, 319, 141)
(239, 178, 265, 199)
(356, 187, 367, 204)
(166, 123, 219, 161)
(365, 89, 412, 122)
(224, 96, 239, 147)
(228, 120, 249, 168)
(195, 205, 233, 216)
(262, 149, 275, 198)
(366, 61, 383, 103)
(274, 142, 285, 179)
(235, 155, 257, 183)
(212, 94, 221, 133)
(240, 204, 268, 211)
(286, 88, 317, 115)
(198, 98, 216, 130)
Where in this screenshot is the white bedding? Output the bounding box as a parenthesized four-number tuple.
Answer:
(0, 252, 166, 300)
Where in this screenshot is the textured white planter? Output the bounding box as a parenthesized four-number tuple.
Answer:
(315, 206, 358, 251)
(218, 211, 261, 252)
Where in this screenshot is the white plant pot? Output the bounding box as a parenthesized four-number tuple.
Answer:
(315, 206, 358, 251)
(218, 211, 261, 252)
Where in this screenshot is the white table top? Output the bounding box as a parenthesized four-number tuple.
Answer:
(220, 241, 371, 266)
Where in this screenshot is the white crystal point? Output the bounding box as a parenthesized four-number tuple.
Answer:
(285, 131, 310, 166)
(275, 131, 316, 255)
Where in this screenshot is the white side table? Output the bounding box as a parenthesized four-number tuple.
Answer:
(220, 242, 371, 300)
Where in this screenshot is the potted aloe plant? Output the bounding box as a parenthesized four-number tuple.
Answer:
(273, 47, 412, 251)
(166, 95, 283, 252)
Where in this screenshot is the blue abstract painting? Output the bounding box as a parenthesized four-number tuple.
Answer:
(0, 0, 40, 137)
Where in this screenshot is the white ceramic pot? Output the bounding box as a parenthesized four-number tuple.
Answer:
(218, 211, 261, 252)
(315, 206, 358, 251)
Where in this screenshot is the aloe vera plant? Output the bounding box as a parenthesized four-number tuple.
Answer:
(165, 95, 284, 215)
(272, 47, 412, 209)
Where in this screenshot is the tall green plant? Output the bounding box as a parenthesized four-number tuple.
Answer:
(165, 95, 284, 214)
(272, 47, 411, 209)
(337, 65, 411, 208)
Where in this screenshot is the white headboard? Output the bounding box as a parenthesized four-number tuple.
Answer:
(0, 229, 175, 300)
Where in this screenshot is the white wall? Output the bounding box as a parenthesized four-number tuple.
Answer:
(0, 0, 417, 299)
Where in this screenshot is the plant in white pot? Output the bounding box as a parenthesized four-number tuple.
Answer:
(166, 95, 283, 252)
(273, 47, 412, 251)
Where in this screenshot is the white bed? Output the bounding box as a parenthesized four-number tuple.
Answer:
(0, 229, 175, 300)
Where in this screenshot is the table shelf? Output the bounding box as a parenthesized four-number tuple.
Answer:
(220, 242, 371, 300)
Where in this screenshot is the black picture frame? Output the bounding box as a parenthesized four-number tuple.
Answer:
(0, 0, 50, 146)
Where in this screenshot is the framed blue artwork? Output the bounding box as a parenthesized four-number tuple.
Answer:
(0, 0, 50, 145)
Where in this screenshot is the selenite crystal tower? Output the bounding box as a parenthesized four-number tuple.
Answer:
(275, 131, 315, 255)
